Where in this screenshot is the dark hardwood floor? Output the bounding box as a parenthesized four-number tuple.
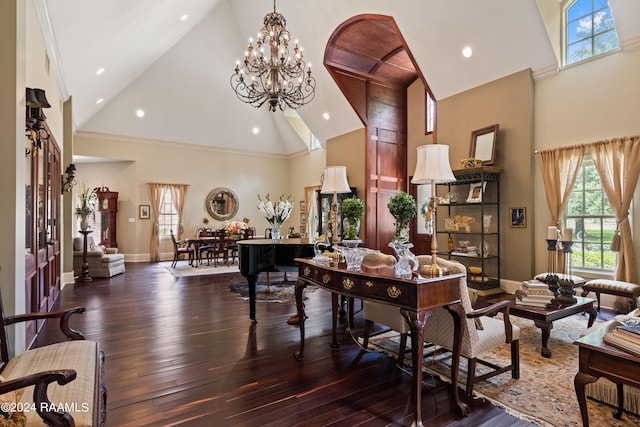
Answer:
(34, 262, 538, 426)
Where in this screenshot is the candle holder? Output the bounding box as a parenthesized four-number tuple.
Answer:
(556, 240, 577, 306)
(545, 238, 560, 298)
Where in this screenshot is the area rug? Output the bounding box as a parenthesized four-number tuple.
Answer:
(366, 314, 640, 427)
(229, 279, 315, 304)
(162, 261, 240, 277)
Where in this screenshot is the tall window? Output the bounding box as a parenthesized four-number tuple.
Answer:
(565, 153, 616, 271)
(565, 0, 619, 65)
(425, 91, 435, 134)
(158, 189, 179, 237)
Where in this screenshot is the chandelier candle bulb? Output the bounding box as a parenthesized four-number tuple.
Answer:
(547, 226, 558, 240)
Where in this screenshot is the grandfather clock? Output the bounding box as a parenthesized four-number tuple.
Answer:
(96, 188, 118, 248)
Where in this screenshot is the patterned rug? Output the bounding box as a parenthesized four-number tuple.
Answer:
(228, 275, 314, 304)
(162, 261, 240, 277)
(367, 314, 640, 427)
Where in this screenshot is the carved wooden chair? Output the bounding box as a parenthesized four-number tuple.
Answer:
(361, 255, 520, 399)
(203, 229, 230, 266)
(170, 229, 194, 267)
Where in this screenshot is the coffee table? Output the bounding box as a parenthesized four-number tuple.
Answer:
(484, 294, 597, 358)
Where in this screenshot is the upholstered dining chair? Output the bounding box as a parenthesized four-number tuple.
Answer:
(170, 229, 194, 268)
(361, 255, 520, 399)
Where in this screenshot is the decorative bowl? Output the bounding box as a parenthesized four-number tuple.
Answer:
(460, 158, 483, 169)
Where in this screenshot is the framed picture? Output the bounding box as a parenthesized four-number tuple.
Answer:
(510, 207, 526, 228)
(139, 205, 150, 219)
(466, 182, 486, 203)
(300, 212, 307, 224)
(470, 124, 499, 166)
(299, 200, 306, 212)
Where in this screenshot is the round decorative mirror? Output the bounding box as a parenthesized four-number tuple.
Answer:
(205, 187, 239, 221)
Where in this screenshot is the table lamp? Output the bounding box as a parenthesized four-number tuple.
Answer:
(411, 144, 456, 277)
(320, 166, 351, 244)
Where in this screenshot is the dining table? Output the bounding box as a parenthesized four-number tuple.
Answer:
(186, 234, 244, 266)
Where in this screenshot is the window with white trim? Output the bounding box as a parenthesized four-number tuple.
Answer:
(564, 0, 619, 66)
(565, 153, 616, 271)
(158, 189, 179, 237)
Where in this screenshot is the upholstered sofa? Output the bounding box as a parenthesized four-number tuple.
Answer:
(73, 235, 125, 278)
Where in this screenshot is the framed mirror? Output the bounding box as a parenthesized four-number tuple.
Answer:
(205, 187, 239, 221)
(470, 124, 499, 166)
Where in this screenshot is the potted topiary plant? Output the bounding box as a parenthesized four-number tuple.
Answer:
(387, 191, 417, 242)
(341, 196, 365, 241)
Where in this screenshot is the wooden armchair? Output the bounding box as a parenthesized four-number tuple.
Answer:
(170, 229, 194, 267)
(0, 293, 105, 426)
(362, 255, 520, 399)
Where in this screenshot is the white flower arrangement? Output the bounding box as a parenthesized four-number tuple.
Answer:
(257, 194, 294, 226)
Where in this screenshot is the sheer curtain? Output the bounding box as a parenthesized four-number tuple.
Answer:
(305, 185, 321, 240)
(589, 136, 640, 282)
(537, 145, 585, 273)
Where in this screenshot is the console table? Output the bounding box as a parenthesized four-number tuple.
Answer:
(293, 258, 469, 426)
(574, 320, 640, 426)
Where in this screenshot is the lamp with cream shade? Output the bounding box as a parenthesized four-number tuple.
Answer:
(321, 166, 351, 244)
(411, 144, 456, 277)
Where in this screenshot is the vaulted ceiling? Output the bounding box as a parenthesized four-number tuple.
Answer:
(37, 0, 640, 156)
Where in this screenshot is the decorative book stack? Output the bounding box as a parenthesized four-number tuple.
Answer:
(603, 323, 640, 357)
(515, 279, 554, 307)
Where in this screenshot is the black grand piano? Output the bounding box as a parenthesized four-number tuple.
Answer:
(238, 238, 315, 320)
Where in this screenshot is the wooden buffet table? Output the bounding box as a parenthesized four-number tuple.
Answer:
(293, 258, 469, 426)
(574, 320, 640, 426)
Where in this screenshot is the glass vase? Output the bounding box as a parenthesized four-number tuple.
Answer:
(271, 223, 282, 242)
(389, 239, 418, 279)
(342, 217, 360, 241)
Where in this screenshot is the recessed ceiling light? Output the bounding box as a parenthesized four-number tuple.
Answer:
(96, 98, 104, 104)
(136, 109, 145, 118)
(322, 112, 330, 120)
(180, 14, 188, 21)
(252, 127, 260, 134)
(96, 67, 105, 75)
(462, 46, 473, 58)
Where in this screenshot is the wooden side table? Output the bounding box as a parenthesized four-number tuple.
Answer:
(574, 320, 640, 426)
(76, 230, 93, 283)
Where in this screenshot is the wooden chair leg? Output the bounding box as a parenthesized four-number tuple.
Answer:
(466, 357, 477, 399)
(362, 320, 374, 348)
(511, 340, 520, 379)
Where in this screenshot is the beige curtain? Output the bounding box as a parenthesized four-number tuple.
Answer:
(147, 183, 190, 262)
(588, 136, 640, 282)
(170, 184, 190, 238)
(148, 183, 165, 262)
(537, 144, 585, 273)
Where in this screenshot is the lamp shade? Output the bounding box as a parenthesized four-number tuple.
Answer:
(411, 144, 456, 184)
(321, 166, 351, 194)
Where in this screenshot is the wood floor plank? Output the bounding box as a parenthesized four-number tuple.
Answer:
(33, 263, 538, 426)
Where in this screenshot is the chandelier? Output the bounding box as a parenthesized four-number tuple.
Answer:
(230, 0, 316, 112)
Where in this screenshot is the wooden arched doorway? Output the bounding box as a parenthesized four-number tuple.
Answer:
(324, 14, 432, 253)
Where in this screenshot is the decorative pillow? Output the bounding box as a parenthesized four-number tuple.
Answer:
(97, 244, 107, 254)
(73, 238, 83, 251)
(0, 375, 26, 427)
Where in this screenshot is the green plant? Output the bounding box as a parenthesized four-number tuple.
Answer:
(387, 191, 417, 236)
(341, 196, 365, 239)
